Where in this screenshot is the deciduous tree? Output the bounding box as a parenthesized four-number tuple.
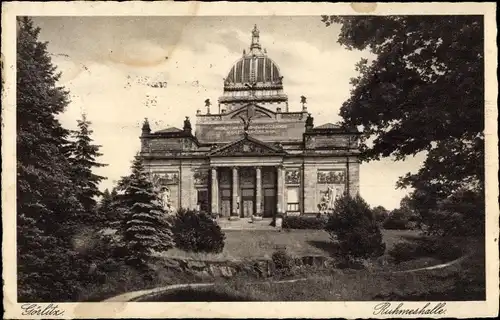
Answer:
(322, 16, 484, 226)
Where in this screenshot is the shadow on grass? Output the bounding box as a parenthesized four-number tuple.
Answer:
(306, 240, 338, 257)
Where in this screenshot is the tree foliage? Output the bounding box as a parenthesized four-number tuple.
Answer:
(16, 17, 84, 301)
(118, 157, 174, 267)
(426, 188, 485, 236)
(172, 208, 226, 253)
(322, 16, 484, 229)
(371, 205, 389, 223)
(68, 114, 107, 223)
(326, 193, 385, 258)
(99, 189, 113, 216)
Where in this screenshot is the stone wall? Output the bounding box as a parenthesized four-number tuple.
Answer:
(152, 255, 337, 279)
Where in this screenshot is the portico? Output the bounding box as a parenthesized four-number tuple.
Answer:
(209, 163, 284, 218)
(208, 137, 286, 218)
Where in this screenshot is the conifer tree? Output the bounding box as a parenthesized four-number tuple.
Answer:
(99, 188, 113, 215)
(69, 114, 107, 225)
(17, 17, 84, 301)
(119, 156, 174, 267)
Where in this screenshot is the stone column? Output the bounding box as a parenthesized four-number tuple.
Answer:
(255, 166, 262, 216)
(211, 167, 218, 215)
(232, 167, 239, 217)
(276, 165, 284, 215)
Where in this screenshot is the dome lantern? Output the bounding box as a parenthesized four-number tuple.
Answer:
(250, 24, 261, 52)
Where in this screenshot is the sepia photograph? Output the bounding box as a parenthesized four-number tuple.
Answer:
(2, 2, 498, 318)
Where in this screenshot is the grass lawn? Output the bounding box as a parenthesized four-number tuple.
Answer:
(83, 230, 484, 302)
(162, 228, 419, 261)
(139, 235, 486, 301)
(140, 250, 485, 301)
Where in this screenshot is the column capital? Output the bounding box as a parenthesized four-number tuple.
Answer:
(255, 166, 262, 170)
(231, 166, 239, 171)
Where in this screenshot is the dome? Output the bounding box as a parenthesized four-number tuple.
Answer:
(226, 55, 282, 84)
(219, 25, 288, 112)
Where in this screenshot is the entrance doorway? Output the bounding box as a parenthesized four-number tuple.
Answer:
(219, 188, 231, 217)
(240, 188, 254, 217)
(263, 188, 276, 217)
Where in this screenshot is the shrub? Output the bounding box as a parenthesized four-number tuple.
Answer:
(325, 193, 386, 259)
(173, 208, 226, 253)
(382, 209, 410, 230)
(283, 215, 327, 229)
(388, 242, 421, 263)
(272, 249, 294, 275)
(415, 188, 484, 237)
(389, 239, 463, 264)
(417, 238, 463, 261)
(372, 205, 389, 224)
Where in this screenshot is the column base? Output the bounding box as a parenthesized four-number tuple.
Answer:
(228, 216, 240, 221)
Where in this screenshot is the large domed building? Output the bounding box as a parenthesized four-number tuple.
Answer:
(139, 25, 361, 219)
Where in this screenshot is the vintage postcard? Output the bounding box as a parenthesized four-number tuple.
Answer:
(2, 1, 498, 318)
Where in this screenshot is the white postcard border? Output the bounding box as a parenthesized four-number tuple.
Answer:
(2, 2, 498, 318)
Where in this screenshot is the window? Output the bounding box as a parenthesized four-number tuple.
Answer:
(286, 187, 300, 212)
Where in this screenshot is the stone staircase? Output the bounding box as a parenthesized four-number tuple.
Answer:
(216, 217, 275, 230)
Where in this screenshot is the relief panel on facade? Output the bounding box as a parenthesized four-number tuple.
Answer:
(285, 169, 300, 185)
(152, 172, 180, 185)
(317, 185, 345, 214)
(193, 169, 209, 186)
(317, 169, 346, 184)
(316, 169, 346, 214)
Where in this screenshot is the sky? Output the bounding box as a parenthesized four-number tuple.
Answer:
(32, 16, 425, 210)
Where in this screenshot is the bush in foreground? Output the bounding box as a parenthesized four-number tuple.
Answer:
(388, 242, 421, 263)
(325, 193, 386, 259)
(382, 208, 410, 230)
(388, 238, 463, 264)
(173, 209, 225, 253)
(282, 215, 327, 229)
(271, 249, 295, 276)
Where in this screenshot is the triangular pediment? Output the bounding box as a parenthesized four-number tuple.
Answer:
(209, 134, 285, 156)
(228, 104, 274, 120)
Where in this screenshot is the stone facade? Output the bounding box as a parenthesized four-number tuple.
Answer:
(139, 25, 361, 217)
